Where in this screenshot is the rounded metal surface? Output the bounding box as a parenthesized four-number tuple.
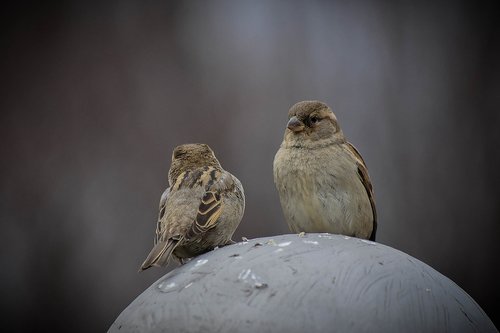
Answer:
(109, 234, 497, 333)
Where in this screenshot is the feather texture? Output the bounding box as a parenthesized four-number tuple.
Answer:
(274, 101, 377, 240)
(140, 144, 245, 271)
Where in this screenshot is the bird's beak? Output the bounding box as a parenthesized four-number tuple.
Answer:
(287, 116, 305, 132)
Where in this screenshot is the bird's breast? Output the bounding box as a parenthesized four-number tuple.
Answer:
(274, 145, 371, 235)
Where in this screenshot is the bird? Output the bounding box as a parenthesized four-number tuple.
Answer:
(273, 100, 377, 241)
(140, 143, 245, 270)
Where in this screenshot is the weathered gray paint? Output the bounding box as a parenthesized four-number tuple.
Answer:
(109, 234, 497, 333)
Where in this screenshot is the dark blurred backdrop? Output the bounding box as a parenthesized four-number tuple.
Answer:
(1, 1, 499, 331)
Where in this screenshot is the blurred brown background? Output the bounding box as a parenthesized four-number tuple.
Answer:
(1, 1, 499, 331)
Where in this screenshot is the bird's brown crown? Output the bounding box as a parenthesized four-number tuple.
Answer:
(288, 100, 328, 117)
(168, 144, 221, 186)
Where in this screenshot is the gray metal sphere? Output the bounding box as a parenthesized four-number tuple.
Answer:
(109, 234, 497, 333)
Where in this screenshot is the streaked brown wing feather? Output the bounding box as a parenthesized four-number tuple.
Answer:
(184, 168, 236, 240)
(186, 190, 223, 240)
(346, 143, 377, 241)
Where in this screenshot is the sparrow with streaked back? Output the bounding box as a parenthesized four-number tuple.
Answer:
(140, 143, 245, 270)
(273, 101, 377, 241)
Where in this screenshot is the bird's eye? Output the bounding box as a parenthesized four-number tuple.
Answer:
(310, 116, 321, 124)
(173, 150, 186, 159)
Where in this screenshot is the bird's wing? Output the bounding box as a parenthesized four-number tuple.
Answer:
(346, 143, 378, 241)
(185, 169, 235, 240)
(140, 168, 237, 271)
(155, 187, 170, 245)
(140, 187, 182, 271)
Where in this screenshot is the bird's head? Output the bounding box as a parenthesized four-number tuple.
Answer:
(168, 143, 221, 185)
(282, 100, 345, 148)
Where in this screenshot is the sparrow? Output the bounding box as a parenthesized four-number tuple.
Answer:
(140, 143, 245, 270)
(273, 101, 377, 241)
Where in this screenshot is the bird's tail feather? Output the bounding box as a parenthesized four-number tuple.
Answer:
(139, 239, 179, 271)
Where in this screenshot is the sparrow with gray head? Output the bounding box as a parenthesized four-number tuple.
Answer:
(273, 101, 377, 240)
(140, 143, 245, 270)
